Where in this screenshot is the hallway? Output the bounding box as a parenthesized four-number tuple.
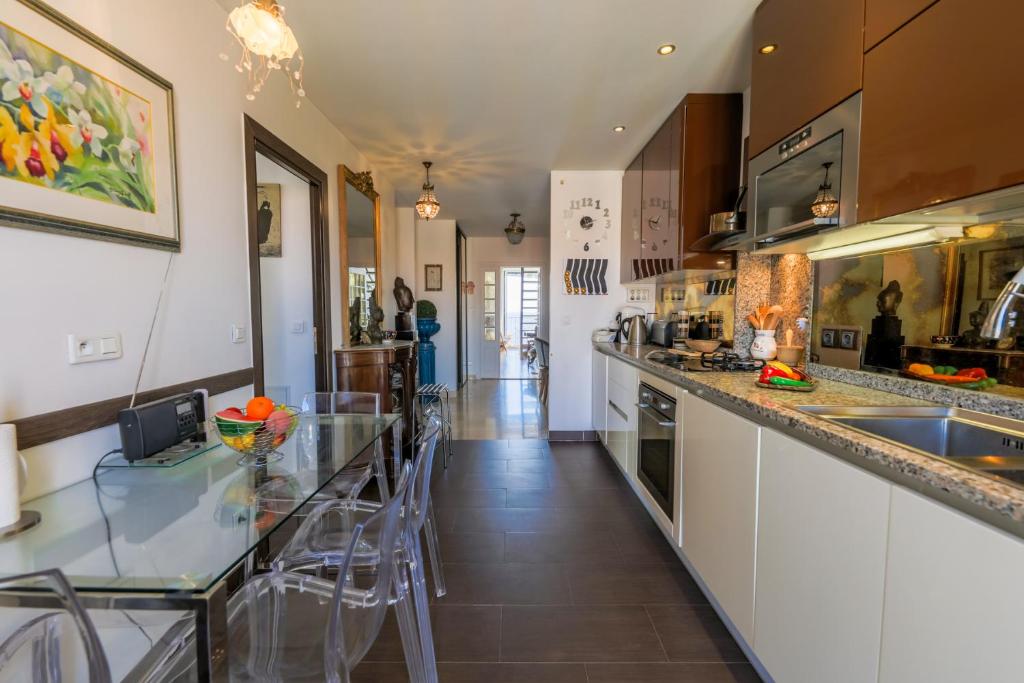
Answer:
(449, 380, 548, 440)
(356, 439, 756, 682)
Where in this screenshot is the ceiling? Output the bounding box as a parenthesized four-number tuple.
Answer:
(218, 0, 758, 236)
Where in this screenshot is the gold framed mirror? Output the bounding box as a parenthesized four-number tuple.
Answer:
(339, 164, 382, 345)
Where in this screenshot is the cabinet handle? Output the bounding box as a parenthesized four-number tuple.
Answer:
(608, 400, 628, 420)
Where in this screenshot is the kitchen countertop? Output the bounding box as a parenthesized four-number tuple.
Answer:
(595, 342, 1024, 538)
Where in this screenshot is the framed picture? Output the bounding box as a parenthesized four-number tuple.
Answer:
(255, 183, 281, 257)
(425, 264, 442, 291)
(0, 0, 180, 250)
(978, 247, 1024, 300)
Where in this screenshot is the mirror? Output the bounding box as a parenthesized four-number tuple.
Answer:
(339, 165, 382, 345)
(812, 224, 1024, 394)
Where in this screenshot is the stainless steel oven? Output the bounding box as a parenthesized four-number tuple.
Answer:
(637, 383, 677, 519)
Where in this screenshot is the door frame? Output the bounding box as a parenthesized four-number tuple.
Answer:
(243, 115, 331, 396)
(456, 225, 468, 387)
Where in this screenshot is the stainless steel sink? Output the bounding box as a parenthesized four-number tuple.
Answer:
(798, 406, 1024, 484)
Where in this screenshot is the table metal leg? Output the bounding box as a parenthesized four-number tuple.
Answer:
(193, 582, 229, 682)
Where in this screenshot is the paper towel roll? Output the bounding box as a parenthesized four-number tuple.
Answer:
(0, 423, 21, 528)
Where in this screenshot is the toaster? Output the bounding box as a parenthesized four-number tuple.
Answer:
(649, 320, 678, 347)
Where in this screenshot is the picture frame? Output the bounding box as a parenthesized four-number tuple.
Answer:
(978, 247, 1024, 300)
(255, 182, 281, 257)
(425, 264, 442, 291)
(0, 0, 180, 250)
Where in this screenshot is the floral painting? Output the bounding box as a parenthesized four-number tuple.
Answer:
(0, 1, 178, 250)
(0, 21, 155, 211)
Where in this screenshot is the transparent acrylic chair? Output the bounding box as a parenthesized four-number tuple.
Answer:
(302, 391, 390, 501)
(278, 417, 444, 683)
(158, 462, 417, 683)
(0, 569, 192, 682)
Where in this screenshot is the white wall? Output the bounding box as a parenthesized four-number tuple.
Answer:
(1, 0, 397, 500)
(549, 171, 647, 432)
(467, 236, 550, 378)
(414, 218, 457, 388)
(255, 153, 315, 407)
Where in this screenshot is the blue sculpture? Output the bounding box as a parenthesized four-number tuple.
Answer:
(416, 300, 440, 385)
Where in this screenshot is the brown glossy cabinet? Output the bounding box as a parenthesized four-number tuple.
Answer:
(864, 0, 936, 51)
(678, 95, 741, 270)
(749, 0, 864, 156)
(620, 95, 741, 281)
(857, 0, 1024, 223)
(641, 114, 676, 270)
(620, 152, 643, 282)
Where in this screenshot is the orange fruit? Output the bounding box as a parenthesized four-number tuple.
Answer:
(245, 396, 275, 420)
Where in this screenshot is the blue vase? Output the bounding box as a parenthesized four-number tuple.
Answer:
(416, 317, 441, 385)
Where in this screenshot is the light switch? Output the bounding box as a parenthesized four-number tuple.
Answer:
(291, 321, 306, 334)
(100, 336, 120, 355)
(231, 325, 247, 343)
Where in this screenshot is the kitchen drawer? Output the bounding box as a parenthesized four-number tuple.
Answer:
(607, 377, 637, 422)
(608, 356, 639, 393)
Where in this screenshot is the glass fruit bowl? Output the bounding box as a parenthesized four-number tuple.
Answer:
(208, 407, 299, 466)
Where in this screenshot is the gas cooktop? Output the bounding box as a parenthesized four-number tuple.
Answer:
(645, 349, 766, 373)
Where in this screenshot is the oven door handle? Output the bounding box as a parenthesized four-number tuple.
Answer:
(637, 403, 676, 428)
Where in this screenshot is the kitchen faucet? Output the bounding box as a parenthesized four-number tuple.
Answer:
(981, 267, 1024, 339)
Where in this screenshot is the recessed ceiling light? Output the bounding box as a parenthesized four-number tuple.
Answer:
(612, 125, 626, 133)
(657, 43, 676, 56)
(759, 43, 778, 55)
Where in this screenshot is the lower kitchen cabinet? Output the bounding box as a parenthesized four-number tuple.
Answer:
(878, 487, 1024, 682)
(605, 357, 637, 476)
(681, 394, 759, 642)
(592, 350, 607, 444)
(753, 431, 891, 683)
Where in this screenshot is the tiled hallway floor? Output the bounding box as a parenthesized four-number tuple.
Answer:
(354, 439, 758, 682)
(449, 381, 548, 440)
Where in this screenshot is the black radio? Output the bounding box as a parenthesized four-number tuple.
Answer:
(118, 391, 206, 462)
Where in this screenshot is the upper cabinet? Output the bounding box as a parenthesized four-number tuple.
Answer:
(620, 152, 644, 281)
(857, 0, 1024, 223)
(620, 94, 741, 282)
(640, 114, 676, 270)
(863, 0, 936, 51)
(749, 0, 865, 156)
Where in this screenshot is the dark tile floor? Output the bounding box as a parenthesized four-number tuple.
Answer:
(354, 439, 758, 683)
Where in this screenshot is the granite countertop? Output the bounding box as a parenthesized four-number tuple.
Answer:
(595, 342, 1024, 537)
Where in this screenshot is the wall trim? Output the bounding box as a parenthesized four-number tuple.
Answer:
(10, 367, 254, 450)
(548, 430, 599, 442)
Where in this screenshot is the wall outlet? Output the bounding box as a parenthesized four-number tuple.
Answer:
(68, 333, 122, 365)
(626, 285, 655, 303)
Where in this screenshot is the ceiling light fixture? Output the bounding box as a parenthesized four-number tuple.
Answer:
(222, 0, 305, 107)
(759, 43, 778, 55)
(415, 161, 440, 221)
(505, 213, 526, 245)
(657, 43, 677, 56)
(612, 125, 626, 133)
(810, 162, 840, 218)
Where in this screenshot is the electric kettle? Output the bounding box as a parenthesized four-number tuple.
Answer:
(620, 314, 649, 346)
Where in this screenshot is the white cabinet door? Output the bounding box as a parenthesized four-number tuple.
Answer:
(754, 430, 891, 683)
(879, 488, 1024, 683)
(592, 351, 607, 443)
(681, 393, 759, 642)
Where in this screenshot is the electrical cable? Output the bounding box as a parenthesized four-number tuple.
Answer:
(91, 447, 154, 648)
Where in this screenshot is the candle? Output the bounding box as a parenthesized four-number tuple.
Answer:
(0, 424, 21, 528)
(785, 327, 794, 347)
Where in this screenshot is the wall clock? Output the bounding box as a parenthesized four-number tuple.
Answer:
(561, 196, 611, 253)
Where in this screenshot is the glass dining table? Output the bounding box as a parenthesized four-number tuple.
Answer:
(0, 412, 401, 682)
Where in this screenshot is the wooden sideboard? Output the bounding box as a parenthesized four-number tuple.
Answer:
(334, 341, 417, 457)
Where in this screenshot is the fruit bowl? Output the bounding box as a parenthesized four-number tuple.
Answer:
(208, 406, 299, 466)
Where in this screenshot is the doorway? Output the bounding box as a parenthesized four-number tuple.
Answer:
(243, 116, 331, 401)
(499, 266, 541, 379)
(477, 263, 543, 380)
